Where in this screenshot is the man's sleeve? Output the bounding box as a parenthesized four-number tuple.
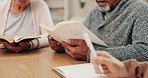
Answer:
(93, 15, 148, 62)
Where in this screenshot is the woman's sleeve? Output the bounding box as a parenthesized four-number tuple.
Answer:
(29, 1, 54, 50)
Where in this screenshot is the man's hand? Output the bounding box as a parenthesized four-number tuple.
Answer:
(62, 39, 89, 61)
(48, 35, 65, 53)
(2, 41, 30, 52)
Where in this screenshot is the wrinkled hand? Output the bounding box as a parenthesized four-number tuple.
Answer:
(91, 51, 128, 78)
(62, 39, 89, 61)
(2, 41, 30, 52)
(48, 35, 65, 53)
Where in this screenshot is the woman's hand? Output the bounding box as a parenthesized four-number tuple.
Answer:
(91, 51, 128, 78)
(2, 41, 30, 52)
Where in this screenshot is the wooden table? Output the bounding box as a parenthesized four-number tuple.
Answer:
(0, 47, 86, 78)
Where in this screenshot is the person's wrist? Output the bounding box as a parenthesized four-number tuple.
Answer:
(75, 50, 87, 61)
(55, 47, 65, 53)
(26, 41, 32, 50)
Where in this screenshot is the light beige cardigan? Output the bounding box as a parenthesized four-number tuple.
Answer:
(0, 0, 54, 48)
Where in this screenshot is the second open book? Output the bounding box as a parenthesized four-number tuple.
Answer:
(40, 20, 107, 47)
(53, 63, 108, 78)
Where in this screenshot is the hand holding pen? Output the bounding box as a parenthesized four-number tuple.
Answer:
(83, 33, 104, 74)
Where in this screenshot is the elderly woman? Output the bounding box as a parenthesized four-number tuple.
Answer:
(0, 0, 53, 52)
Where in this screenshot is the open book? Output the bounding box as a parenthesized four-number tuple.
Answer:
(0, 35, 41, 43)
(40, 20, 107, 47)
(53, 63, 108, 78)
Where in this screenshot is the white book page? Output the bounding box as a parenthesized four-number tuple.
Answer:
(40, 23, 66, 43)
(40, 21, 108, 47)
(53, 63, 108, 78)
(13, 35, 41, 43)
(55, 21, 107, 47)
(0, 35, 13, 43)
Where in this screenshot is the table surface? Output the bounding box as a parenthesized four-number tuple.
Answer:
(0, 47, 86, 78)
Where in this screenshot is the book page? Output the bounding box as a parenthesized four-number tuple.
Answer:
(40, 23, 66, 43)
(55, 21, 107, 47)
(40, 21, 108, 47)
(53, 63, 108, 78)
(13, 35, 41, 43)
(0, 35, 14, 43)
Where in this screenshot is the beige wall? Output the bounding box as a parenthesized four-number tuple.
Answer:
(66, 0, 96, 21)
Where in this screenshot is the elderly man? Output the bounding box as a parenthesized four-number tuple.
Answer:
(0, 0, 53, 52)
(49, 0, 148, 62)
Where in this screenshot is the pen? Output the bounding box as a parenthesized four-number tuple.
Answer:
(83, 33, 104, 74)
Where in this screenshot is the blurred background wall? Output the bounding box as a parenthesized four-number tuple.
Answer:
(45, 0, 148, 24)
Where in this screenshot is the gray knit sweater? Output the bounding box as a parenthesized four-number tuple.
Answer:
(84, 0, 148, 61)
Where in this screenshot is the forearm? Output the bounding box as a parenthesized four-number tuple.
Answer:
(38, 33, 49, 48)
(29, 33, 49, 50)
(94, 44, 148, 61)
